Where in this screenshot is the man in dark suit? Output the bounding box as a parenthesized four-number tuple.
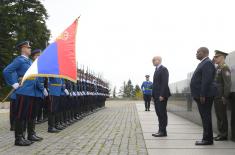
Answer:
(152, 56, 171, 137)
(190, 47, 217, 145)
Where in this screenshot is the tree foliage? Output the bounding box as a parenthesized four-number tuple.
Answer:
(119, 80, 143, 99)
(0, 0, 50, 89)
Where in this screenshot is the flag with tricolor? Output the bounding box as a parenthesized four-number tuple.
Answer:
(22, 17, 79, 83)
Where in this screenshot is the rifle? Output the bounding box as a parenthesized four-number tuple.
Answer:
(1, 77, 23, 103)
(1, 89, 15, 103)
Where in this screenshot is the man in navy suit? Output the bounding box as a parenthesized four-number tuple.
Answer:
(152, 56, 171, 137)
(190, 47, 217, 145)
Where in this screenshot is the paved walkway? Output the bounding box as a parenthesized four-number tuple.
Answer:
(0, 101, 147, 155)
(136, 102, 235, 155)
(0, 101, 235, 155)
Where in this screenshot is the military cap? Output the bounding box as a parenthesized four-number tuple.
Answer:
(145, 75, 150, 78)
(31, 49, 42, 55)
(16, 41, 31, 50)
(214, 50, 228, 57)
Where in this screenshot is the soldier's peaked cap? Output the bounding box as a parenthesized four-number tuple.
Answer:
(31, 49, 42, 55)
(16, 41, 31, 50)
(214, 50, 228, 57)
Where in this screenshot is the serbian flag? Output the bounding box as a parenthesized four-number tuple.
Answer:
(22, 17, 79, 83)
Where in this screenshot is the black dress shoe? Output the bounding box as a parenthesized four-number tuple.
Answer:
(145, 109, 147, 111)
(152, 132, 167, 137)
(61, 123, 67, 128)
(34, 135, 43, 141)
(48, 127, 60, 133)
(55, 125, 65, 130)
(214, 136, 227, 141)
(195, 140, 213, 145)
(23, 138, 34, 145)
(28, 134, 43, 141)
(15, 137, 31, 146)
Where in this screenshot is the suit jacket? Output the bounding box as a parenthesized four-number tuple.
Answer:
(190, 57, 217, 98)
(152, 65, 171, 99)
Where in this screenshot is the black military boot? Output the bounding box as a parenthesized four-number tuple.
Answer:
(10, 110, 15, 131)
(67, 111, 73, 124)
(48, 113, 60, 133)
(23, 121, 34, 144)
(60, 112, 67, 128)
(14, 120, 31, 146)
(28, 120, 43, 141)
(65, 111, 71, 125)
(55, 113, 65, 130)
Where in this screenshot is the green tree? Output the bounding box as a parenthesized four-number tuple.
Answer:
(124, 79, 134, 98)
(0, 0, 50, 90)
(118, 81, 126, 97)
(133, 84, 142, 99)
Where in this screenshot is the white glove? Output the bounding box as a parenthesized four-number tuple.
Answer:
(43, 88, 48, 97)
(12, 83, 19, 89)
(77, 91, 80, 96)
(64, 89, 69, 95)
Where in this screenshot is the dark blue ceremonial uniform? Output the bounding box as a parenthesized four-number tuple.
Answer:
(141, 80, 153, 111)
(47, 77, 63, 132)
(3, 52, 44, 145)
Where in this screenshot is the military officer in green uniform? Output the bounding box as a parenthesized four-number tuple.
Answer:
(213, 50, 231, 141)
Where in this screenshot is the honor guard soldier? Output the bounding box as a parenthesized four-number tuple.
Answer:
(32, 50, 46, 124)
(141, 75, 153, 111)
(31, 49, 46, 125)
(48, 77, 63, 133)
(3, 41, 46, 146)
(29, 49, 47, 141)
(60, 79, 70, 128)
(213, 50, 232, 141)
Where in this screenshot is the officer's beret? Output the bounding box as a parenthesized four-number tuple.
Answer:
(16, 41, 31, 50)
(214, 50, 228, 57)
(31, 49, 42, 55)
(145, 75, 150, 78)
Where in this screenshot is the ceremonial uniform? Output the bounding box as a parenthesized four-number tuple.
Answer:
(59, 79, 69, 127)
(3, 40, 44, 146)
(141, 75, 153, 111)
(48, 77, 63, 132)
(214, 50, 231, 141)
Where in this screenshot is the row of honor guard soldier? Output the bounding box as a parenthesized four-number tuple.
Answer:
(3, 41, 109, 146)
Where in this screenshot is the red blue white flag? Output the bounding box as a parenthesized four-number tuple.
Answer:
(22, 17, 79, 83)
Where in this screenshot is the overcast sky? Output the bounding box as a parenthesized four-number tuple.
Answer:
(42, 0, 235, 90)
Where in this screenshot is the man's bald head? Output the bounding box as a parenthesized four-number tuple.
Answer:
(152, 56, 162, 66)
(196, 47, 209, 60)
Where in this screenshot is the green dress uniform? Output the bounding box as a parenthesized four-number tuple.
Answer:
(214, 51, 232, 140)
